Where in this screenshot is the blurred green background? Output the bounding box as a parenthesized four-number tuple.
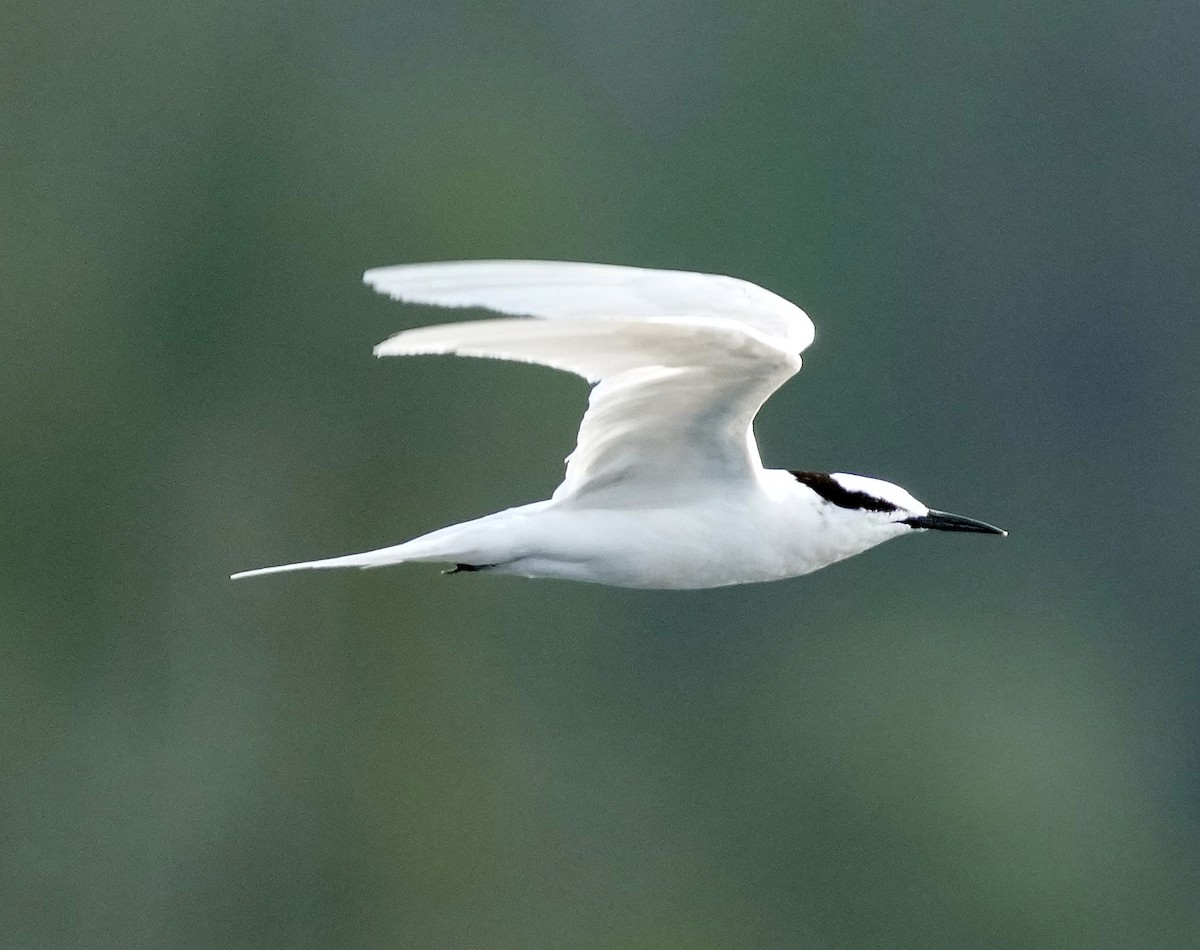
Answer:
(5, 0, 1199, 947)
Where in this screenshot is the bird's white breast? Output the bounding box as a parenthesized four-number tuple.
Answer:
(483, 470, 907, 589)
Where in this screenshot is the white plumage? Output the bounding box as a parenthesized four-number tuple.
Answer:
(232, 261, 1003, 588)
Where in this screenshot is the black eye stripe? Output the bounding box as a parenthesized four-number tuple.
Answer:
(790, 471, 898, 513)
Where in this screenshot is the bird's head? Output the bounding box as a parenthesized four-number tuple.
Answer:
(790, 470, 1007, 541)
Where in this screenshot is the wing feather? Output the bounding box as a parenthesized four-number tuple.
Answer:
(364, 260, 814, 352)
(366, 261, 812, 502)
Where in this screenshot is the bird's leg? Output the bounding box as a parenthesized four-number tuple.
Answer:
(443, 563, 497, 574)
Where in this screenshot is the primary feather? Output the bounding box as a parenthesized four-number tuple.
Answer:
(363, 260, 814, 351)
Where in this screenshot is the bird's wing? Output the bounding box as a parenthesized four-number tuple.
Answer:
(366, 261, 814, 503)
(364, 261, 814, 352)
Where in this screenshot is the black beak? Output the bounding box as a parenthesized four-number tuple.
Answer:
(902, 510, 1007, 536)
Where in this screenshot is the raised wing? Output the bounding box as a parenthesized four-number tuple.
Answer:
(365, 260, 814, 353)
(367, 262, 814, 503)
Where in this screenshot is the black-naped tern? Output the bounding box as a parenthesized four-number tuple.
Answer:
(232, 261, 1005, 588)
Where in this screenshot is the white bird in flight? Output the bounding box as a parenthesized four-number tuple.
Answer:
(232, 261, 1004, 589)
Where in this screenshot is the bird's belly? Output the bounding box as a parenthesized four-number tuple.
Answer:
(492, 503, 818, 589)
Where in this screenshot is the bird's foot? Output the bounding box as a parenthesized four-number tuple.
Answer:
(443, 563, 497, 574)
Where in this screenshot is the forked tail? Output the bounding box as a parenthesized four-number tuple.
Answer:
(230, 511, 528, 581)
(230, 542, 418, 580)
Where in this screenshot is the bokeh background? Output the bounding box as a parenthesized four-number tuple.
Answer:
(5, 1, 1199, 947)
